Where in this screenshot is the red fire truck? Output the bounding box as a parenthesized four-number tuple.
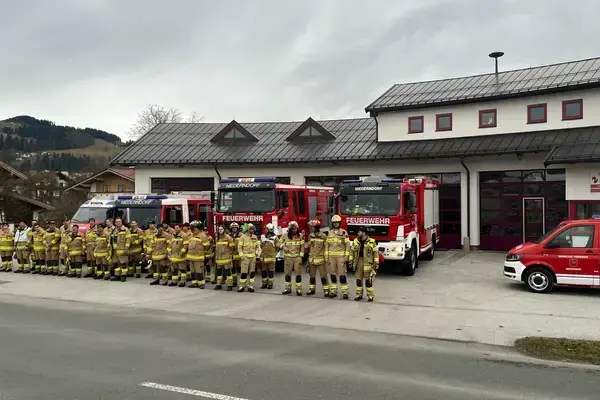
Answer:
(113, 192, 214, 230)
(338, 176, 440, 276)
(216, 178, 335, 238)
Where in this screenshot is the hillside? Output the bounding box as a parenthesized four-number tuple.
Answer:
(0, 115, 126, 173)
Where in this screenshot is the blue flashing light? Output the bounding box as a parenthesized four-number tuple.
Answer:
(343, 180, 362, 184)
(220, 177, 276, 183)
(83, 201, 90, 205)
(592, 214, 600, 219)
(117, 195, 167, 200)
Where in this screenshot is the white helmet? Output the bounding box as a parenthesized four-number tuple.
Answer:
(266, 223, 275, 231)
(247, 223, 255, 229)
(230, 222, 239, 229)
(289, 221, 298, 229)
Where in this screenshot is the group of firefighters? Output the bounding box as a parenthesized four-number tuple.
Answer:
(0, 214, 378, 301)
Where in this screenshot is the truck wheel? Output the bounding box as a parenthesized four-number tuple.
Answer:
(422, 237, 435, 261)
(402, 243, 417, 276)
(525, 267, 554, 294)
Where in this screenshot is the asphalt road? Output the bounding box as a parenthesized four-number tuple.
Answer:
(0, 298, 598, 400)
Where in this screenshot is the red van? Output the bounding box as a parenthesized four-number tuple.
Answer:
(504, 219, 600, 293)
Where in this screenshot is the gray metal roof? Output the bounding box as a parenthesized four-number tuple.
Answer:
(544, 132, 600, 165)
(366, 56, 600, 113)
(111, 118, 600, 166)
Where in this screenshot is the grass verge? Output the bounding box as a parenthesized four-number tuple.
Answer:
(516, 337, 600, 365)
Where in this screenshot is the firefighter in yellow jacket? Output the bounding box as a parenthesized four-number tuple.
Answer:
(349, 226, 379, 302)
(186, 221, 210, 288)
(31, 223, 46, 274)
(65, 224, 86, 278)
(93, 223, 111, 280)
(84, 218, 97, 278)
(44, 221, 61, 275)
(280, 221, 305, 296)
(0, 223, 14, 272)
(260, 223, 278, 290)
(14, 221, 33, 273)
(150, 224, 172, 285)
(168, 225, 188, 287)
(143, 221, 158, 278)
(307, 220, 329, 296)
(127, 220, 144, 278)
(229, 222, 241, 286)
(214, 223, 234, 291)
(59, 219, 72, 273)
(325, 215, 350, 300)
(110, 218, 130, 282)
(237, 223, 260, 292)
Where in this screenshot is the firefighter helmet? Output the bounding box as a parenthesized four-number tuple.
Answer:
(331, 215, 342, 223)
(289, 221, 299, 229)
(247, 223, 255, 230)
(310, 219, 322, 227)
(266, 223, 275, 231)
(230, 222, 239, 229)
(191, 220, 203, 229)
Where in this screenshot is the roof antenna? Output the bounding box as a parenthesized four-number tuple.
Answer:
(489, 51, 504, 75)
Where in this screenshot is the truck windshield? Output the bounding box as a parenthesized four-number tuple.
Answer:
(72, 207, 112, 223)
(340, 194, 399, 216)
(218, 189, 275, 213)
(116, 207, 162, 228)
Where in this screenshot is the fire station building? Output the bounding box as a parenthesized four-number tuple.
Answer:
(112, 56, 600, 251)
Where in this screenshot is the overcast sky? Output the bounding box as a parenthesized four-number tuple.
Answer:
(1, 0, 599, 139)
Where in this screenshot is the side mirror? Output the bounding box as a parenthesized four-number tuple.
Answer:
(544, 242, 560, 249)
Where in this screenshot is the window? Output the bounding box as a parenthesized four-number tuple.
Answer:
(102, 185, 110, 193)
(223, 128, 246, 140)
(277, 191, 289, 209)
(562, 99, 583, 120)
(548, 225, 594, 248)
(435, 113, 452, 131)
(297, 191, 306, 213)
(117, 184, 125, 192)
(408, 116, 424, 134)
(299, 127, 324, 137)
(527, 103, 547, 124)
(402, 191, 417, 214)
(478, 109, 497, 128)
(165, 206, 183, 225)
(151, 178, 214, 194)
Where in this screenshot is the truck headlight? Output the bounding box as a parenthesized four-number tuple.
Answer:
(506, 253, 523, 262)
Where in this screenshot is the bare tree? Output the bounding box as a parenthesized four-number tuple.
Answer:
(128, 104, 203, 139)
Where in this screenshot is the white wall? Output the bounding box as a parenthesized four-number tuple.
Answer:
(377, 88, 600, 142)
(566, 164, 600, 200)
(134, 154, 562, 248)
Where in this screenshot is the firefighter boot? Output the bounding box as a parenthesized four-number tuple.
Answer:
(168, 272, 179, 287)
(178, 270, 187, 287)
(135, 262, 142, 278)
(355, 280, 364, 301)
(248, 272, 255, 293)
(295, 275, 302, 296)
(321, 277, 330, 297)
(237, 273, 247, 292)
(110, 266, 120, 281)
(149, 272, 160, 285)
(282, 276, 292, 295)
(161, 272, 169, 286)
(306, 277, 316, 296)
(214, 271, 223, 290)
(366, 279, 375, 302)
(267, 270, 274, 290)
(340, 275, 350, 300)
(260, 270, 268, 289)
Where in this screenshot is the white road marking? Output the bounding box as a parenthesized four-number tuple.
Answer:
(139, 381, 250, 400)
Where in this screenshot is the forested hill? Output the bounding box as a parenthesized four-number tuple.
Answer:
(1, 115, 121, 151)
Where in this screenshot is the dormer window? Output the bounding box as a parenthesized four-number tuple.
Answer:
(210, 120, 259, 142)
(286, 117, 335, 141)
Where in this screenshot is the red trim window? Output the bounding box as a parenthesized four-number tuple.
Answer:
(435, 113, 452, 131)
(527, 103, 547, 124)
(408, 116, 424, 134)
(478, 109, 497, 128)
(562, 99, 583, 120)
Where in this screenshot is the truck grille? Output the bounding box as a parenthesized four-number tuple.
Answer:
(347, 224, 389, 237)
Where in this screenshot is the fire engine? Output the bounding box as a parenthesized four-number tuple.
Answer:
(71, 195, 118, 233)
(338, 176, 440, 276)
(113, 192, 215, 230)
(216, 178, 335, 238)
(72, 192, 215, 232)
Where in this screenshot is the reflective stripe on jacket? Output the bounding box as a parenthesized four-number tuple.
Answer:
(325, 229, 350, 257)
(308, 232, 327, 265)
(279, 233, 304, 258)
